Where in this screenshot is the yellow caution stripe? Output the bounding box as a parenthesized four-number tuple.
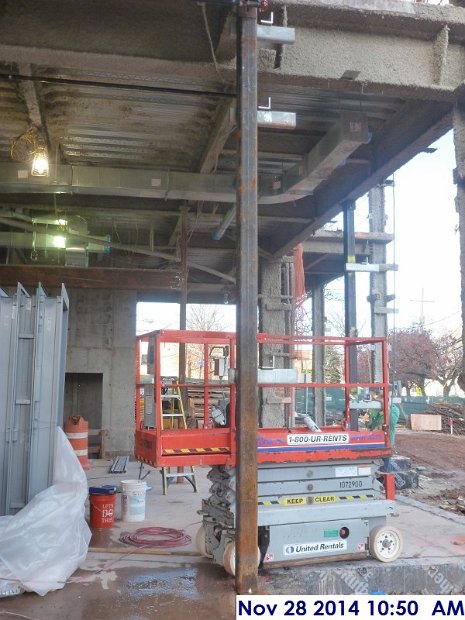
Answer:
(162, 447, 230, 455)
(312, 494, 375, 504)
(259, 497, 307, 506)
(137, 457, 157, 468)
(258, 494, 375, 507)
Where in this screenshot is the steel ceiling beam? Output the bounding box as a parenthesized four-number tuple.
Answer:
(198, 100, 236, 174)
(211, 111, 369, 239)
(0, 265, 181, 291)
(0, 217, 236, 284)
(269, 100, 452, 256)
(302, 231, 394, 255)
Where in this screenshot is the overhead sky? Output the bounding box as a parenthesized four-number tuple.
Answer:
(138, 130, 461, 337)
(385, 130, 460, 334)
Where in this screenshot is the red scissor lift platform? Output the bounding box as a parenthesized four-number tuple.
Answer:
(134, 330, 393, 468)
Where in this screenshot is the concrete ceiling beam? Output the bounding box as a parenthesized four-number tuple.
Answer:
(0, 46, 234, 89)
(0, 3, 464, 101)
(283, 1, 465, 38)
(269, 21, 463, 102)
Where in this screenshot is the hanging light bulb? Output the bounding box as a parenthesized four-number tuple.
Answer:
(31, 146, 49, 177)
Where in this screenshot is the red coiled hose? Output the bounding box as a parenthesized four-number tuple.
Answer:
(119, 526, 192, 549)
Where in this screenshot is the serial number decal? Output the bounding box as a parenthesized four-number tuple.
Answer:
(287, 433, 350, 446)
(335, 466, 358, 477)
(339, 480, 363, 489)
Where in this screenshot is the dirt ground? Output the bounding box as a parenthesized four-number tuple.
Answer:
(395, 429, 465, 512)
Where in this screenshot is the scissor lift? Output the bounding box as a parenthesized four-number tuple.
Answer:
(135, 330, 402, 574)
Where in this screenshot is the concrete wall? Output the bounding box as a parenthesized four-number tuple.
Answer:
(66, 289, 136, 455)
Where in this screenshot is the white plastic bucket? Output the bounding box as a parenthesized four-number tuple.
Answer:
(121, 480, 147, 522)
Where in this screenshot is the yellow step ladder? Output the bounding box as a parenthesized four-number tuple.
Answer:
(160, 381, 197, 495)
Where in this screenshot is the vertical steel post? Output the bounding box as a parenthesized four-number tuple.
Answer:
(178, 207, 188, 481)
(235, 1, 258, 595)
(452, 103, 465, 403)
(343, 199, 358, 430)
(179, 208, 188, 391)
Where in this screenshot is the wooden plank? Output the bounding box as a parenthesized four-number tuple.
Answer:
(410, 413, 442, 431)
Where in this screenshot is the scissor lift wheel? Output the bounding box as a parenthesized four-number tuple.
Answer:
(369, 525, 403, 563)
(222, 541, 262, 576)
(195, 524, 213, 558)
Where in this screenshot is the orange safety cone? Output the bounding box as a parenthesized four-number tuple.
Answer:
(64, 416, 90, 470)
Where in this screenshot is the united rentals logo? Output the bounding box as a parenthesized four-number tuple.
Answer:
(284, 541, 347, 555)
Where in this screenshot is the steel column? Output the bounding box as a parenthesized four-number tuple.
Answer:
(179, 208, 188, 392)
(343, 200, 358, 430)
(235, 2, 258, 595)
(453, 104, 465, 394)
(178, 207, 188, 482)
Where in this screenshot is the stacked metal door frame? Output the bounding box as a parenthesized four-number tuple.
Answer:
(0, 283, 69, 515)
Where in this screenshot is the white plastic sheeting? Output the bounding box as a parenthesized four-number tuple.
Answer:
(0, 427, 91, 597)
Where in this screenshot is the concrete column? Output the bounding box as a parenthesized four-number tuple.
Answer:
(368, 185, 388, 383)
(66, 288, 137, 455)
(452, 104, 465, 392)
(343, 200, 358, 430)
(259, 257, 292, 338)
(311, 279, 326, 426)
(258, 257, 293, 426)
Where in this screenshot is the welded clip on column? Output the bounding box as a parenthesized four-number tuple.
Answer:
(258, 97, 296, 130)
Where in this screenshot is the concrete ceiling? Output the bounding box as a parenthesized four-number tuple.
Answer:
(0, 0, 462, 301)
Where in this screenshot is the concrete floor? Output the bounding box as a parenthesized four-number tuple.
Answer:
(2, 459, 465, 620)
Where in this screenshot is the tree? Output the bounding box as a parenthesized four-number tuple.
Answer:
(357, 347, 372, 384)
(325, 345, 343, 384)
(388, 326, 436, 396)
(186, 305, 228, 332)
(186, 305, 228, 378)
(430, 331, 463, 397)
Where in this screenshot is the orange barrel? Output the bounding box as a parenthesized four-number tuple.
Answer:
(64, 416, 90, 470)
(89, 486, 117, 528)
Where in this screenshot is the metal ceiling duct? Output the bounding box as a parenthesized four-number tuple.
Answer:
(0, 113, 369, 207)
